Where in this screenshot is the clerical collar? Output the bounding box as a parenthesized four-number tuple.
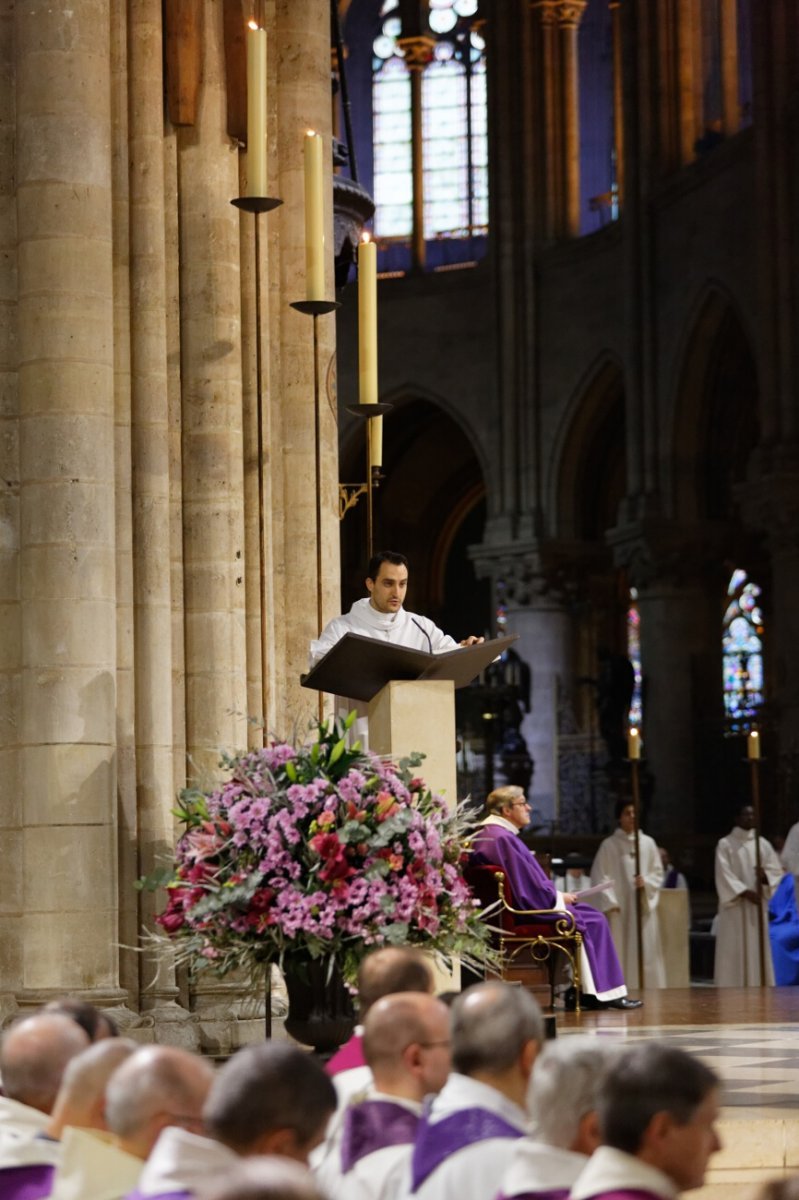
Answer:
(481, 814, 519, 835)
(351, 596, 404, 632)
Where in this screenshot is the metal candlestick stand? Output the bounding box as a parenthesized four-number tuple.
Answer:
(746, 750, 767, 987)
(344, 402, 392, 558)
(628, 755, 645, 992)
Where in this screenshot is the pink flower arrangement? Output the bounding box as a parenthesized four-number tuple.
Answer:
(142, 718, 493, 985)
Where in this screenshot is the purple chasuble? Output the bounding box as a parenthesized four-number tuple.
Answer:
(498, 1190, 570, 1200)
(663, 867, 679, 889)
(0, 1164, 55, 1200)
(124, 1190, 194, 1200)
(470, 826, 626, 997)
(410, 1107, 523, 1193)
(325, 1033, 365, 1077)
(340, 1100, 420, 1172)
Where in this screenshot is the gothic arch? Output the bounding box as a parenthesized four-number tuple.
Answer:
(338, 390, 490, 639)
(548, 354, 627, 543)
(667, 283, 760, 523)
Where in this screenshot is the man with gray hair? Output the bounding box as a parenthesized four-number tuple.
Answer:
(0, 1013, 90, 1199)
(499, 1038, 617, 1200)
(128, 1043, 336, 1200)
(570, 1044, 722, 1200)
(407, 982, 542, 1200)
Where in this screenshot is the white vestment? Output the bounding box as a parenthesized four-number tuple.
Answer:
(49, 1127, 142, 1200)
(309, 598, 458, 666)
(499, 1139, 587, 1198)
(554, 873, 591, 896)
(714, 825, 783, 986)
(780, 820, 799, 875)
(570, 1145, 678, 1200)
(314, 1090, 421, 1200)
(590, 826, 666, 989)
(403, 1074, 529, 1200)
(0, 1096, 60, 1170)
(136, 1127, 239, 1197)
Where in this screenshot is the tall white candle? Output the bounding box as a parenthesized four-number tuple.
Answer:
(246, 23, 267, 198)
(627, 727, 641, 760)
(304, 131, 325, 300)
(747, 730, 761, 760)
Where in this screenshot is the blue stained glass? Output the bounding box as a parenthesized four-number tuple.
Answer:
(626, 590, 643, 729)
(722, 569, 765, 729)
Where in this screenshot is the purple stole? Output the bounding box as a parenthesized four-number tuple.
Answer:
(124, 1191, 194, 1200)
(663, 868, 679, 889)
(0, 1164, 55, 1200)
(577, 1191, 662, 1200)
(410, 1107, 523, 1192)
(498, 1190, 569, 1200)
(325, 1034, 366, 1078)
(340, 1100, 420, 1172)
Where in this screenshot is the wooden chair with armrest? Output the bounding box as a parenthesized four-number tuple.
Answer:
(463, 861, 583, 1011)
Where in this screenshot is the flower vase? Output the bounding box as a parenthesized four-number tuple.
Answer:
(281, 959, 356, 1058)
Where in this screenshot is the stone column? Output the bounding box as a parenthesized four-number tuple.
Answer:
(128, 0, 195, 1044)
(0, 0, 19, 1023)
(610, 1, 624, 205)
(719, 0, 739, 136)
(556, 1, 587, 238)
(16, 0, 124, 1002)
(178, 2, 248, 781)
(397, 36, 434, 272)
(273, 0, 341, 731)
(531, 1, 560, 242)
(676, 0, 699, 164)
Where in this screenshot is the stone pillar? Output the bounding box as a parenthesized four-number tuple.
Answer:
(0, 0, 19, 1023)
(273, 0, 341, 731)
(531, 1, 560, 242)
(556, 2, 587, 238)
(178, 2, 248, 781)
(676, 0, 699, 164)
(397, 36, 434, 272)
(16, 0, 124, 1001)
(719, 0, 740, 136)
(128, 0, 195, 1044)
(610, 1, 624, 205)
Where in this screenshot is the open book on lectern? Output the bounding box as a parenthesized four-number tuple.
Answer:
(301, 632, 519, 704)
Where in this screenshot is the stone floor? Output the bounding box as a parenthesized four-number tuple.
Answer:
(558, 987, 799, 1198)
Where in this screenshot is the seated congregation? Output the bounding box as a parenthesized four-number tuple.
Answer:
(0, 947, 732, 1200)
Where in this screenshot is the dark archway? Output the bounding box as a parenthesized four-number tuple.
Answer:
(339, 397, 490, 640)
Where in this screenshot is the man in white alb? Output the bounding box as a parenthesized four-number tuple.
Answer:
(714, 803, 783, 986)
(309, 551, 483, 666)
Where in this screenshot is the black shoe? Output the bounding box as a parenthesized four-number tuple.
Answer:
(604, 997, 643, 1010)
(562, 987, 577, 1011)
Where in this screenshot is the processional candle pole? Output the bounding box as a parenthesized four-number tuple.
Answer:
(626, 727, 645, 992)
(746, 728, 767, 987)
(291, 131, 340, 724)
(232, 6, 283, 746)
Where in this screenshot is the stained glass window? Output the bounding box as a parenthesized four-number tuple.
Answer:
(722, 568, 764, 729)
(372, 2, 488, 244)
(626, 588, 643, 728)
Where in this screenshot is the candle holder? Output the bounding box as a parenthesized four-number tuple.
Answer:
(231, 196, 284, 214)
(625, 752, 645, 992)
(743, 743, 768, 986)
(290, 297, 342, 720)
(342, 403, 392, 557)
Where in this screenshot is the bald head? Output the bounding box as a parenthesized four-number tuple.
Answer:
(105, 1045, 215, 1160)
(1, 1014, 90, 1114)
(47, 1037, 137, 1139)
(363, 992, 451, 1100)
(451, 982, 543, 1092)
(357, 948, 433, 1017)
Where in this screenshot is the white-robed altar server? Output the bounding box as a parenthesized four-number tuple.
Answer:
(315, 992, 451, 1200)
(309, 551, 483, 666)
(714, 803, 784, 987)
(405, 982, 541, 1200)
(589, 799, 667, 989)
(498, 1038, 615, 1200)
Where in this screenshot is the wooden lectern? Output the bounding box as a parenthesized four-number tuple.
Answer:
(302, 633, 519, 804)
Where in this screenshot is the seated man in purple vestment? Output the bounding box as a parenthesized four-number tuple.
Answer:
(0, 1013, 90, 1200)
(126, 1044, 336, 1200)
(570, 1044, 722, 1200)
(469, 787, 642, 1010)
(498, 1037, 617, 1200)
(315, 991, 451, 1200)
(407, 982, 542, 1200)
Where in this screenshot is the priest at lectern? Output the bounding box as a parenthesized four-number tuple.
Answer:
(309, 550, 484, 666)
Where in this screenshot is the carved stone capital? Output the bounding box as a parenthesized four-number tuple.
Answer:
(397, 35, 435, 70)
(470, 538, 597, 611)
(607, 516, 733, 591)
(530, 0, 559, 27)
(555, 1, 588, 29)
